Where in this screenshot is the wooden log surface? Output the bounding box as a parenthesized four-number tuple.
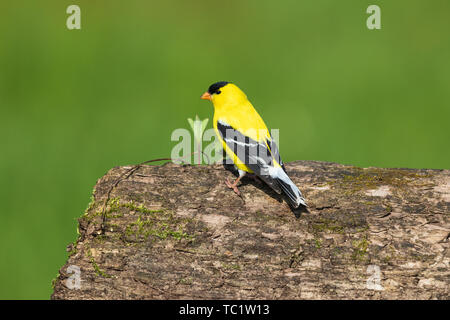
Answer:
(51, 160, 449, 299)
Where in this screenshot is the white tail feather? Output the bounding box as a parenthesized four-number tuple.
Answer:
(269, 167, 307, 208)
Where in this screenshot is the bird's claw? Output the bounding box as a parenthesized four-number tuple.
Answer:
(225, 178, 241, 196)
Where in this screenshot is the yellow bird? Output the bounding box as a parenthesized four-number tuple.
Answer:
(201, 81, 307, 208)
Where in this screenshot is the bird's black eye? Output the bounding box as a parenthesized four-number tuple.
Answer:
(216, 90, 221, 94)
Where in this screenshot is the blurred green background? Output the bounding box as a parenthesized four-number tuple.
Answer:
(0, 0, 449, 299)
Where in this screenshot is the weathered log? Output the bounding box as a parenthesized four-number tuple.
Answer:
(51, 161, 449, 299)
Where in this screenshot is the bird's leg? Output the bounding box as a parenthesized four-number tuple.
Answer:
(225, 175, 243, 196)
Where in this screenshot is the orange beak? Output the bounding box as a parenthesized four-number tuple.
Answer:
(200, 92, 212, 101)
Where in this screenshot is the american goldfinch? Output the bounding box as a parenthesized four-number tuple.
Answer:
(201, 81, 307, 208)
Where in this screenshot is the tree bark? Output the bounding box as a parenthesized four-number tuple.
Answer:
(51, 161, 449, 299)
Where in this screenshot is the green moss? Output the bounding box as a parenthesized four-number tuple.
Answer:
(85, 197, 166, 223)
(355, 225, 369, 233)
(311, 217, 345, 234)
(51, 272, 60, 289)
(93, 234, 107, 243)
(179, 277, 193, 285)
(124, 211, 194, 242)
(86, 195, 96, 212)
(81, 195, 194, 244)
(82, 188, 98, 217)
(67, 241, 78, 256)
(222, 262, 241, 271)
(329, 168, 433, 196)
(105, 198, 164, 217)
(86, 247, 111, 278)
(305, 238, 322, 250)
(109, 197, 120, 211)
(120, 200, 164, 214)
(314, 238, 322, 249)
(351, 236, 369, 262)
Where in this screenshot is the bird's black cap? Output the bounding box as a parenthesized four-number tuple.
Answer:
(208, 81, 229, 95)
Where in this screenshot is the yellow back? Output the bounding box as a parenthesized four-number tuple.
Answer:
(211, 83, 271, 142)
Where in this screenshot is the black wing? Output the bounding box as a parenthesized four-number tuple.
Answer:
(216, 120, 282, 194)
